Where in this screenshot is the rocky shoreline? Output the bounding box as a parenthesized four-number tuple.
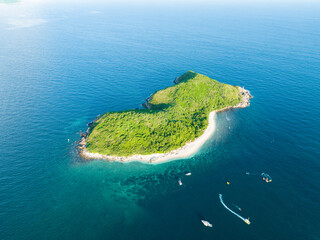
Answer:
(78, 84, 252, 164)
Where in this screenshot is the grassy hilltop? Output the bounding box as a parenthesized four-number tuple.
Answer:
(86, 71, 241, 156)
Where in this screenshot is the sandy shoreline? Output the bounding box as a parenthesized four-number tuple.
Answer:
(79, 87, 252, 164)
(80, 111, 216, 164)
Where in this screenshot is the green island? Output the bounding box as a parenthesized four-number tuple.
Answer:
(80, 71, 251, 160)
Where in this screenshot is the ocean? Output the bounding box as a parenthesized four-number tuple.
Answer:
(0, 1, 319, 239)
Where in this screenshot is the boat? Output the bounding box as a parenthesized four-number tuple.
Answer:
(261, 173, 272, 183)
(178, 178, 182, 185)
(185, 172, 192, 176)
(201, 220, 213, 227)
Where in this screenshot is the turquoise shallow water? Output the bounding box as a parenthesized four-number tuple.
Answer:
(0, 2, 320, 239)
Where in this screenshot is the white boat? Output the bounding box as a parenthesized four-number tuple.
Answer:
(185, 172, 192, 176)
(201, 220, 213, 227)
(178, 178, 182, 185)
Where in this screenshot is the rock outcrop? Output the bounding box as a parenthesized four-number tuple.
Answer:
(173, 76, 181, 84)
(142, 95, 153, 109)
(234, 86, 253, 109)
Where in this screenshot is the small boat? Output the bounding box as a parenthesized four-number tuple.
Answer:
(201, 220, 213, 227)
(244, 218, 251, 225)
(261, 173, 272, 183)
(185, 172, 192, 176)
(178, 178, 182, 185)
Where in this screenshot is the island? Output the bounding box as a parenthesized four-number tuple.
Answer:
(79, 71, 252, 163)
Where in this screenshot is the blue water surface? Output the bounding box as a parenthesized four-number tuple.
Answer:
(0, 1, 319, 239)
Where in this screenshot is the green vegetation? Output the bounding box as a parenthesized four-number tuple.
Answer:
(86, 71, 241, 156)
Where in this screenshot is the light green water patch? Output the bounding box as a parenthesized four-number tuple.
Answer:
(64, 116, 88, 131)
(39, 122, 233, 239)
(42, 160, 150, 236)
(206, 111, 236, 149)
(0, 0, 20, 4)
(71, 143, 228, 205)
(63, 116, 233, 228)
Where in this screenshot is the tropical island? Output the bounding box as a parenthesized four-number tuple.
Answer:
(79, 71, 252, 163)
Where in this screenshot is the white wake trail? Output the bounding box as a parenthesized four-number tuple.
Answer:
(219, 194, 251, 225)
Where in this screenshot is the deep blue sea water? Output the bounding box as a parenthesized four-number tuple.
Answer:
(0, 1, 320, 239)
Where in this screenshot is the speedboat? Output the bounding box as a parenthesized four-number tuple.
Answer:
(244, 219, 251, 225)
(178, 178, 182, 185)
(201, 220, 213, 227)
(185, 172, 191, 176)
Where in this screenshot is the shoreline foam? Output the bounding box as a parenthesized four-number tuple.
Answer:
(79, 87, 252, 164)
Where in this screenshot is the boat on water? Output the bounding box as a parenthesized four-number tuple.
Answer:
(261, 173, 272, 183)
(178, 178, 182, 185)
(201, 220, 213, 227)
(185, 172, 191, 176)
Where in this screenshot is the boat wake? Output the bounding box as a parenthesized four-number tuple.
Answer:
(219, 194, 250, 225)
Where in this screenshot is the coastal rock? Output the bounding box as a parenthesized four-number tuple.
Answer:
(173, 76, 180, 84)
(142, 94, 153, 109)
(80, 132, 86, 138)
(232, 86, 252, 109)
(142, 102, 152, 109)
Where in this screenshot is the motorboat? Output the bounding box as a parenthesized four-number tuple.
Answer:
(201, 220, 213, 227)
(244, 218, 251, 225)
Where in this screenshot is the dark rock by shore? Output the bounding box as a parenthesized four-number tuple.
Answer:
(173, 76, 180, 84)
